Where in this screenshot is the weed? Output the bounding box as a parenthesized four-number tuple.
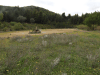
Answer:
(10, 36, 22, 42)
(1, 31, 100, 75)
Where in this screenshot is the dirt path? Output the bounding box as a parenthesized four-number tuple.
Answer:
(0, 28, 79, 37)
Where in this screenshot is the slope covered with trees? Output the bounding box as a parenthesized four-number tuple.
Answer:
(0, 5, 100, 31)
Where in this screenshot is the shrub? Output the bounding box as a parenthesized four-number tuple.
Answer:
(87, 27, 92, 31)
(94, 26, 100, 31)
(76, 25, 88, 30)
(13, 22, 24, 30)
(23, 23, 28, 27)
(10, 36, 22, 42)
(23, 27, 27, 30)
(3, 27, 9, 31)
(3, 22, 9, 27)
(0, 24, 4, 29)
(10, 26, 15, 31)
(10, 22, 17, 26)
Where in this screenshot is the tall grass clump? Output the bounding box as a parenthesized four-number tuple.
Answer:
(10, 36, 22, 42)
(39, 33, 79, 47)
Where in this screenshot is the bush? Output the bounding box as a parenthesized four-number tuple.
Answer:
(0, 24, 4, 29)
(10, 22, 17, 26)
(23, 23, 28, 27)
(76, 25, 88, 30)
(23, 23, 33, 29)
(10, 26, 15, 31)
(23, 27, 27, 30)
(94, 26, 100, 31)
(3, 27, 8, 31)
(3, 22, 9, 27)
(13, 22, 24, 30)
(87, 27, 92, 31)
(10, 36, 22, 42)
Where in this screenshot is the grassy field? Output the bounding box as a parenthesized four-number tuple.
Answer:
(0, 29, 100, 75)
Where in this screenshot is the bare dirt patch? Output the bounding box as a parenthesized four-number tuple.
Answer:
(0, 28, 79, 37)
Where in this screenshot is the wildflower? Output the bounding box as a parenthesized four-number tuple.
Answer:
(51, 57, 60, 67)
(41, 37, 43, 39)
(6, 70, 9, 71)
(73, 71, 76, 74)
(17, 39, 22, 42)
(36, 62, 38, 63)
(42, 40, 47, 46)
(89, 67, 91, 69)
(62, 73, 67, 75)
(36, 68, 38, 69)
(63, 33, 66, 35)
(69, 42, 72, 45)
(17, 64, 20, 66)
(17, 71, 19, 73)
(91, 44, 93, 45)
(44, 35, 48, 38)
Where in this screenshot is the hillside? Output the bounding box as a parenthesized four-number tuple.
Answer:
(0, 5, 100, 32)
(0, 5, 64, 23)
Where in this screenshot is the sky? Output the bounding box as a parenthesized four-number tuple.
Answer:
(0, 0, 100, 16)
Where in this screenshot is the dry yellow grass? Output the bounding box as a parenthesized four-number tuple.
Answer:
(0, 29, 79, 37)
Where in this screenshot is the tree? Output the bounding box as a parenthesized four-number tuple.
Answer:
(30, 18, 35, 23)
(83, 12, 100, 30)
(17, 16, 26, 23)
(0, 13, 3, 21)
(62, 12, 66, 18)
(68, 14, 71, 18)
(24, 9, 32, 23)
(38, 11, 43, 23)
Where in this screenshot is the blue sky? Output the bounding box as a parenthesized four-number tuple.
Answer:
(1, 0, 100, 16)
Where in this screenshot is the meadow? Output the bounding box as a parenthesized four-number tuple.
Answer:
(0, 29, 100, 75)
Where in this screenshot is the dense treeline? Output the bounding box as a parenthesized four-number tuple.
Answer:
(0, 6, 64, 23)
(0, 5, 100, 31)
(0, 6, 89, 24)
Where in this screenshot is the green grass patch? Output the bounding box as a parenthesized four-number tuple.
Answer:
(0, 30, 100, 75)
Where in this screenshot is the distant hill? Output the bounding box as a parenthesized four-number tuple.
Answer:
(0, 5, 64, 23)
(0, 5, 93, 29)
(0, 5, 59, 15)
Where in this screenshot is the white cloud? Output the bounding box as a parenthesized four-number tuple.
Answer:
(0, 0, 100, 16)
(86, 0, 100, 11)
